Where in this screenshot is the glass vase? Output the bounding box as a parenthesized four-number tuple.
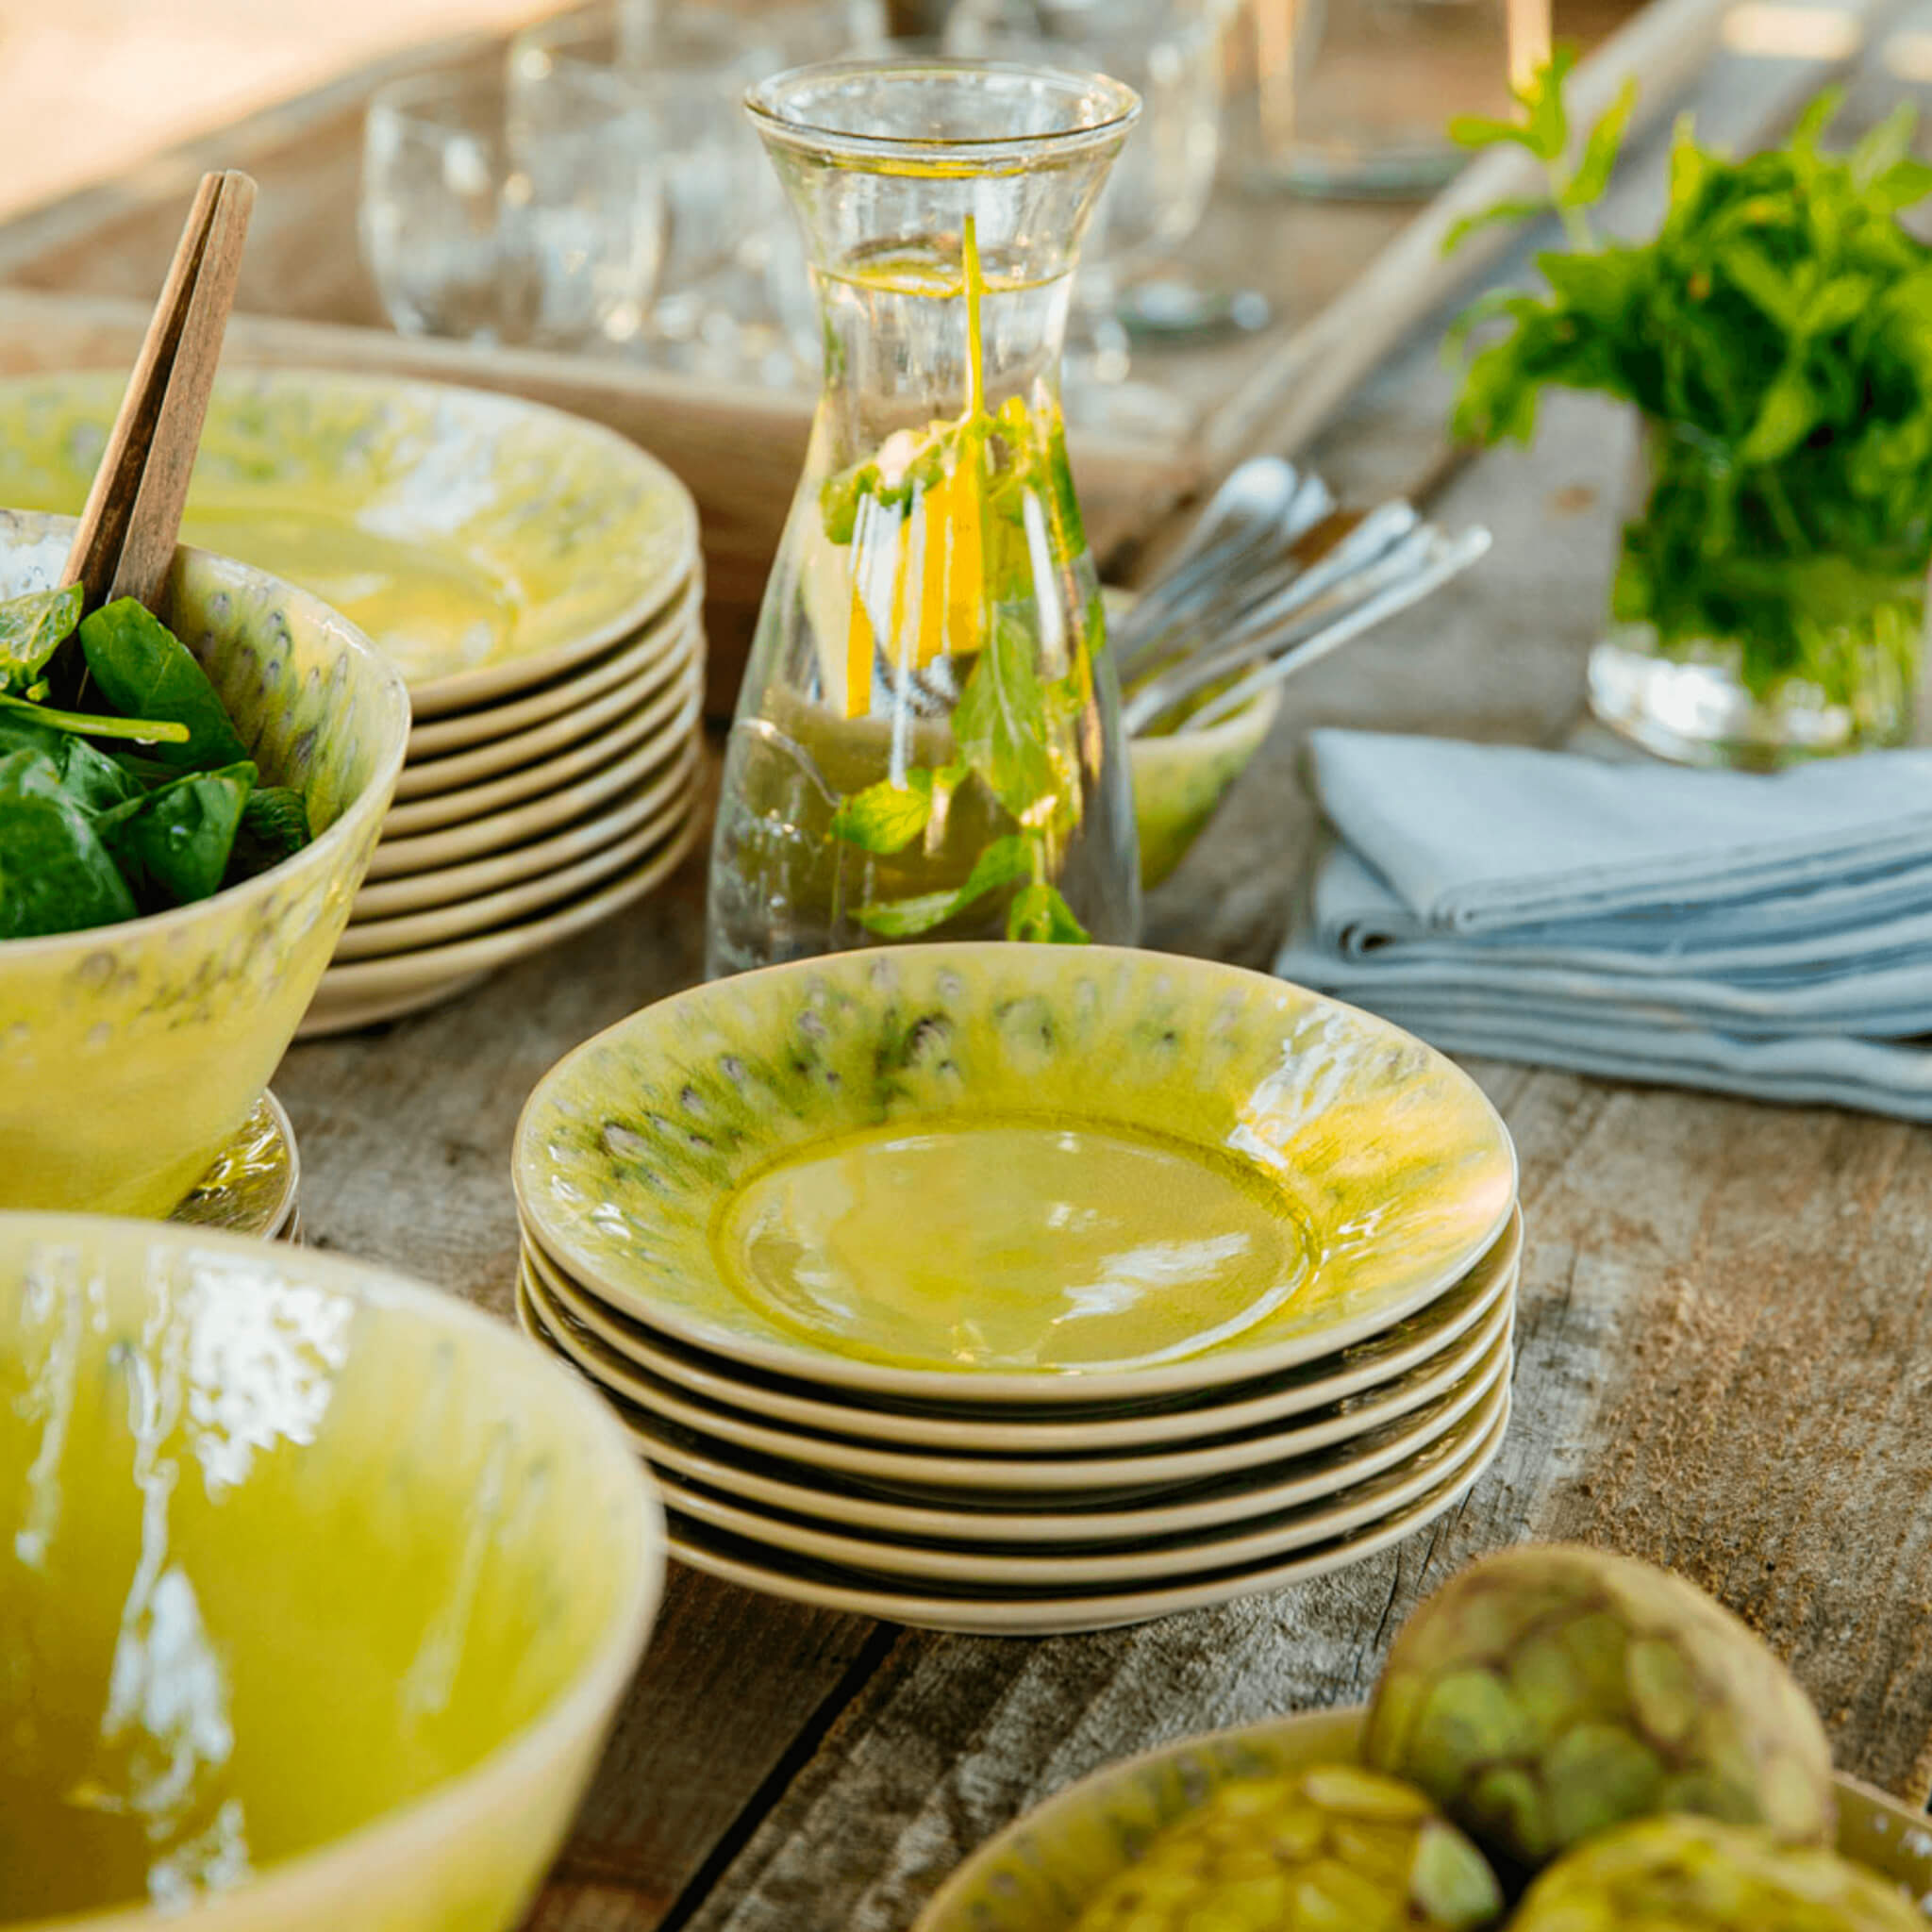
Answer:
(1588, 426, 1931, 769)
(705, 58, 1144, 978)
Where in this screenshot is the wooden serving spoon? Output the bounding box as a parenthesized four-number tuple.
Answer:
(62, 169, 256, 616)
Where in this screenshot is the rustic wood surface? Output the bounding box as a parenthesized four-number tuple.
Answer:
(10, 7, 1932, 1929)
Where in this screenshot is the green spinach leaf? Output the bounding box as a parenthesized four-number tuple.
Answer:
(0, 586, 82, 693)
(0, 712, 144, 816)
(78, 598, 249, 771)
(97, 761, 257, 909)
(0, 748, 138, 937)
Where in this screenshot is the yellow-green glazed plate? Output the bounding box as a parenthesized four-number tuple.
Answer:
(914, 1707, 1932, 1931)
(518, 1237, 1516, 1500)
(513, 945, 1517, 1405)
(657, 1395, 1510, 1636)
(168, 1090, 300, 1240)
(514, 1206, 1519, 1452)
(0, 509, 409, 1216)
(616, 1355, 1507, 1589)
(0, 1214, 664, 1932)
(0, 367, 699, 713)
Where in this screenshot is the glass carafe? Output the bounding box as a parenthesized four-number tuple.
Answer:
(706, 58, 1144, 978)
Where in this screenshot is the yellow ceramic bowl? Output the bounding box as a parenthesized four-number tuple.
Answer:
(1128, 686, 1282, 891)
(0, 508, 410, 1216)
(0, 1214, 665, 1932)
(914, 1706, 1932, 1931)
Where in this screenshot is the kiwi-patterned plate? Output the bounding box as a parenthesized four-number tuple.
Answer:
(513, 946, 1518, 1406)
(0, 367, 698, 712)
(914, 1707, 1932, 1931)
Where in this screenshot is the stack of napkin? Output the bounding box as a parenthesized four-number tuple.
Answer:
(1273, 729, 1932, 1118)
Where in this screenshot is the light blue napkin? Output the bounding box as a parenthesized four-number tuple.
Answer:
(1309, 731, 1932, 931)
(1274, 729, 1932, 1119)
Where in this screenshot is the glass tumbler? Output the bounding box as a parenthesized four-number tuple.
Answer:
(705, 58, 1145, 976)
(359, 66, 665, 350)
(509, 9, 774, 360)
(1246, 0, 1553, 197)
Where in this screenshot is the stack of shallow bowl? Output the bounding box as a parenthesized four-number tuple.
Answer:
(0, 366, 705, 1035)
(511, 944, 1521, 1635)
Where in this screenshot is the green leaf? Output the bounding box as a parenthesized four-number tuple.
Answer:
(831, 770, 937, 855)
(1739, 364, 1822, 464)
(223, 786, 313, 887)
(1851, 101, 1917, 189)
(1789, 87, 1842, 156)
(850, 834, 1033, 938)
(1520, 43, 1578, 161)
(1006, 880, 1091, 944)
(78, 598, 249, 771)
(1666, 113, 1711, 216)
(0, 747, 138, 937)
(240, 786, 311, 858)
(1872, 157, 1932, 212)
(1447, 111, 1537, 153)
(0, 711, 143, 816)
(1443, 198, 1557, 255)
(1801, 273, 1876, 336)
(1562, 75, 1638, 210)
(1718, 241, 1801, 329)
(951, 610, 1056, 820)
(96, 761, 256, 909)
(0, 691, 189, 746)
(0, 586, 82, 691)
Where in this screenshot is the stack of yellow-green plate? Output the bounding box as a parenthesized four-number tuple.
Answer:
(510, 944, 1521, 1635)
(0, 368, 706, 1034)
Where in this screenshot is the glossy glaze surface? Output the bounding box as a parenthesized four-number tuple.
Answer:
(0, 1216, 663, 1931)
(0, 369, 697, 706)
(514, 944, 1516, 1402)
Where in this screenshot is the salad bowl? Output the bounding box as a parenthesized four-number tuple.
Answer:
(0, 509, 409, 1215)
(0, 1215, 665, 1931)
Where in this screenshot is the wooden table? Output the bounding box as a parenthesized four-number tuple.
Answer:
(12, 9, 1932, 1928)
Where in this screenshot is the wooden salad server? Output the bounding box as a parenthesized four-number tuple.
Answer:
(62, 168, 256, 616)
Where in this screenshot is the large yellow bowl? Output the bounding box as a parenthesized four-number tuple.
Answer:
(0, 1214, 666, 1931)
(0, 508, 410, 1215)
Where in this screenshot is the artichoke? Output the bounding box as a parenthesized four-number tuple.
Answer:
(1363, 1543, 1835, 1870)
(1068, 1763, 1504, 1932)
(1510, 1815, 1924, 1931)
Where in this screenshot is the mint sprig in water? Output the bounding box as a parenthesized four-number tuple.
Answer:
(1446, 60, 1932, 697)
(824, 212, 1094, 945)
(0, 589, 311, 938)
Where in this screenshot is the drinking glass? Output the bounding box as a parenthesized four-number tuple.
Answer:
(509, 9, 775, 365)
(1245, 0, 1552, 197)
(359, 67, 665, 350)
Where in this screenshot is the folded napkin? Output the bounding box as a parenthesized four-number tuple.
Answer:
(1274, 730, 1932, 1120)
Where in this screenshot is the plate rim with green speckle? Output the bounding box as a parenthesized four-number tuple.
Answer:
(512, 944, 1519, 1407)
